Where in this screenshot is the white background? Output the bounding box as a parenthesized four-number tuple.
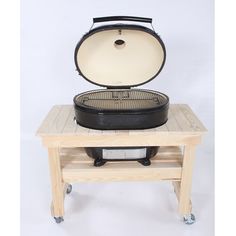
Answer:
(21, 0, 214, 236)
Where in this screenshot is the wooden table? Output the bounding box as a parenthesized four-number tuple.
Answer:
(37, 104, 206, 224)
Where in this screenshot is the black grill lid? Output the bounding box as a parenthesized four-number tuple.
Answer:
(74, 16, 166, 88)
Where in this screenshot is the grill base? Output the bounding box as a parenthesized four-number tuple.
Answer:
(74, 89, 169, 130)
(85, 146, 159, 167)
(74, 108, 168, 130)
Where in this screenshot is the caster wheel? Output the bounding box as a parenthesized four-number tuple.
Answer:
(66, 184, 72, 194)
(138, 158, 151, 166)
(183, 213, 196, 225)
(94, 158, 106, 167)
(54, 216, 64, 224)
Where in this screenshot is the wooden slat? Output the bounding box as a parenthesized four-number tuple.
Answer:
(62, 162, 182, 182)
(60, 147, 89, 165)
(75, 124, 90, 135)
(115, 130, 129, 135)
(154, 123, 169, 132)
(43, 133, 202, 147)
(60, 146, 182, 158)
(62, 107, 77, 134)
(36, 106, 62, 135)
(165, 108, 181, 131)
(60, 157, 182, 166)
(47, 106, 72, 134)
(102, 130, 116, 135)
(88, 128, 103, 135)
(128, 124, 168, 136)
(170, 105, 194, 132)
(179, 104, 207, 132)
(60, 147, 86, 156)
(158, 146, 182, 155)
(129, 127, 155, 135)
(60, 153, 183, 165)
(60, 156, 182, 167)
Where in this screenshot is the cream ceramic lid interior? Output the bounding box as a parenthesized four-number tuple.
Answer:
(76, 28, 165, 87)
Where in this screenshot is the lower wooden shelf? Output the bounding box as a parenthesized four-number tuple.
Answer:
(60, 146, 183, 182)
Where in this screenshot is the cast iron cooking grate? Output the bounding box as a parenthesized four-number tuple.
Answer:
(75, 89, 167, 111)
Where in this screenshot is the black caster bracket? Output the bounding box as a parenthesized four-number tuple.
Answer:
(94, 158, 107, 167)
(183, 213, 196, 225)
(138, 158, 151, 166)
(66, 184, 72, 194)
(54, 216, 64, 224)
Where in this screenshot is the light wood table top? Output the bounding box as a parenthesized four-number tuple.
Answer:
(37, 104, 206, 147)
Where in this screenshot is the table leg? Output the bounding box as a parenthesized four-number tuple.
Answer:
(48, 147, 64, 218)
(178, 145, 196, 217)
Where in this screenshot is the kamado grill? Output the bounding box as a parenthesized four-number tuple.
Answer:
(73, 16, 169, 167)
(37, 15, 206, 225)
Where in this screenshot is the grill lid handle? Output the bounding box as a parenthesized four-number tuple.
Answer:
(93, 16, 152, 24)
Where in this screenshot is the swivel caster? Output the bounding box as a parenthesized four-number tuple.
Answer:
(54, 216, 64, 224)
(66, 184, 72, 194)
(183, 213, 196, 225)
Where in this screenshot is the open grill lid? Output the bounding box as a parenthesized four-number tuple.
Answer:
(74, 16, 166, 88)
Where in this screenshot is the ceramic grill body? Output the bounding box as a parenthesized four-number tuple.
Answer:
(73, 16, 169, 166)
